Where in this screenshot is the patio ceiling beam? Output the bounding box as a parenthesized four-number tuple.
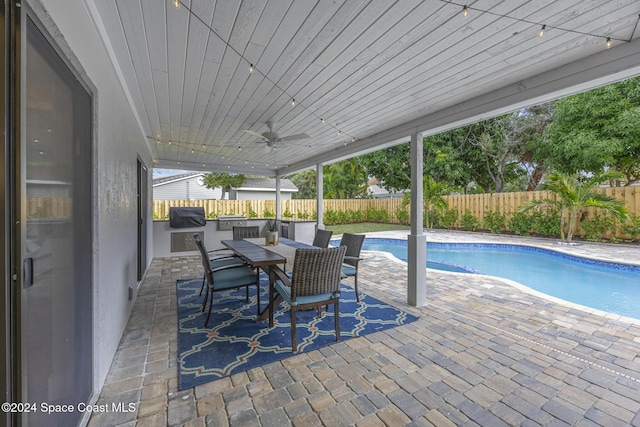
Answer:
(280, 37, 640, 175)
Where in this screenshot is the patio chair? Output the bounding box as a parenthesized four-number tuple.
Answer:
(195, 234, 260, 327)
(271, 245, 347, 352)
(194, 233, 245, 296)
(232, 225, 259, 240)
(339, 233, 365, 302)
(312, 229, 333, 248)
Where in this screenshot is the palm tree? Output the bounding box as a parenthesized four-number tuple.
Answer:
(519, 170, 628, 242)
(403, 176, 449, 229)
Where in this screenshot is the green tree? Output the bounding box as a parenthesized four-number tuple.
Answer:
(202, 172, 246, 200)
(360, 128, 488, 194)
(516, 103, 554, 190)
(289, 158, 368, 199)
(359, 144, 411, 192)
(402, 176, 448, 229)
(467, 115, 524, 193)
(540, 76, 640, 184)
(519, 170, 628, 243)
(323, 158, 368, 199)
(290, 169, 316, 199)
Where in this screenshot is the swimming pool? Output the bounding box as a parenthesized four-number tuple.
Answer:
(360, 238, 640, 320)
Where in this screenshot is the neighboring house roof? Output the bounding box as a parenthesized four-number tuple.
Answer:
(233, 177, 298, 192)
(153, 172, 203, 187)
(367, 177, 406, 198)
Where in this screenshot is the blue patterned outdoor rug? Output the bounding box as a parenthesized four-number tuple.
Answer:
(177, 276, 418, 390)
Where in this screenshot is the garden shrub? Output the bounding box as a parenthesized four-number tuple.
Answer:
(580, 213, 615, 242)
(530, 208, 561, 238)
(324, 209, 339, 225)
(508, 211, 534, 235)
(461, 209, 479, 231)
(621, 214, 640, 239)
(483, 209, 505, 234)
(296, 211, 310, 220)
(247, 206, 258, 218)
(263, 209, 275, 218)
(283, 208, 294, 218)
(365, 208, 390, 223)
(435, 208, 459, 229)
(395, 206, 410, 225)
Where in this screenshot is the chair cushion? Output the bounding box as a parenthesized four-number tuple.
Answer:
(210, 257, 244, 269)
(274, 280, 338, 306)
(212, 267, 257, 291)
(341, 264, 357, 276)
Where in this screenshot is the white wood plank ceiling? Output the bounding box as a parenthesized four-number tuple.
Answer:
(89, 0, 640, 176)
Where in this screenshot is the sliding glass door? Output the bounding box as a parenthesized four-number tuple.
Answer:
(21, 15, 93, 427)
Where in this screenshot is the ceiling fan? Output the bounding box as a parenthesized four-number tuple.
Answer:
(242, 121, 310, 152)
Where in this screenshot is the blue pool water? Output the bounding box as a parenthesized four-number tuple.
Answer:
(361, 238, 640, 320)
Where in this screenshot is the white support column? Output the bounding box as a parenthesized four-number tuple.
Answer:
(408, 131, 426, 306)
(316, 163, 324, 230)
(275, 174, 282, 220)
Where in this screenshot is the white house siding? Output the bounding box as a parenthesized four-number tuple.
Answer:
(234, 189, 294, 201)
(38, 0, 154, 398)
(154, 176, 223, 200)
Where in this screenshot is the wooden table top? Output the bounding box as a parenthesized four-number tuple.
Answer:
(221, 239, 286, 267)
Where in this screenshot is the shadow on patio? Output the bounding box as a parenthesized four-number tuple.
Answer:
(90, 233, 640, 427)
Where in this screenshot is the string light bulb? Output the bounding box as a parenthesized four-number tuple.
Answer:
(463, 5, 468, 18)
(606, 37, 612, 48)
(539, 25, 546, 37)
(249, 64, 254, 73)
(291, 98, 296, 106)
(174, 0, 179, 8)
(320, 118, 325, 123)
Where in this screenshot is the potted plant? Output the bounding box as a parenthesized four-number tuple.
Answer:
(265, 218, 279, 245)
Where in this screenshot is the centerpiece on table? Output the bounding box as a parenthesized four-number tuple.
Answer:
(265, 218, 279, 246)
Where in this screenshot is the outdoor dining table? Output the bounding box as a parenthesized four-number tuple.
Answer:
(221, 237, 318, 322)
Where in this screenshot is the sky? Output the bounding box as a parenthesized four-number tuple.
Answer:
(152, 168, 193, 179)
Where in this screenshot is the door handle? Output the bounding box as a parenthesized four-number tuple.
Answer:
(23, 257, 34, 288)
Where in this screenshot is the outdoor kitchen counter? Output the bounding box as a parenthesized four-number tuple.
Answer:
(151, 218, 317, 258)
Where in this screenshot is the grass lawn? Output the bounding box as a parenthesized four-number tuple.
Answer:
(325, 222, 410, 235)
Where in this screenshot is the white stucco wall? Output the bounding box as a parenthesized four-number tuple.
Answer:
(35, 0, 154, 399)
(235, 190, 294, 201)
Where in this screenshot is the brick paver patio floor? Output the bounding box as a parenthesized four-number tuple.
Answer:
(89, 231, 640, 427)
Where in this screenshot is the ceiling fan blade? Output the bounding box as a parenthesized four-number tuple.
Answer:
(242, 129, 267, 139)
(279, 133, 310, 142)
